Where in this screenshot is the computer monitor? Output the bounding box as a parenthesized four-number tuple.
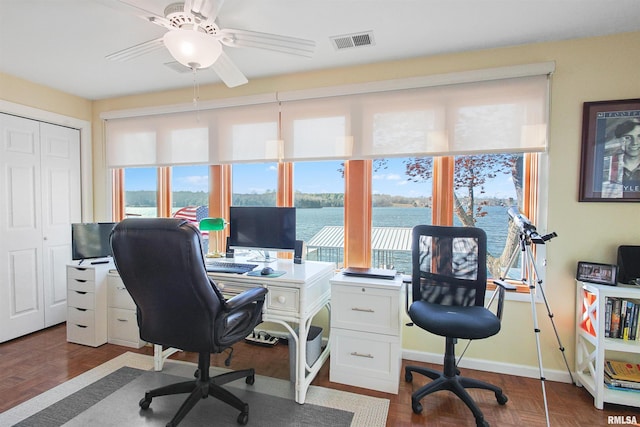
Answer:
(617, 245, 640, 284)
(71, 222, 116, 262)
(228, 207, 296, 262)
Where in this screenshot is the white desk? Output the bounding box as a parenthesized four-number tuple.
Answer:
(153, 258, 334, 404)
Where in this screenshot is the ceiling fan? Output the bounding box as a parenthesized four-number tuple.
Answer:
(105, 0, 316, 87)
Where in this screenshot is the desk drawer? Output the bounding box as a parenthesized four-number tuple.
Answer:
(108, 278, 136, 310)
(267, 286, 299, 313)
(67, 266, 96, 281)
(330, 328, 400, 393)
(108, 308, 141, 344)
(68, 289, 95, 310)
(67, 306, 95, 328)
(67, 278, 96, 293)
(331, 284, 399, 335)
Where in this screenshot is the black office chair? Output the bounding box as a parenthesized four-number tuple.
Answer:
(405, 225, 510, 427)
(110, 218, 268, 427)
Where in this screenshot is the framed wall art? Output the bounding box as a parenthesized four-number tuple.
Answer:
(579, 98, 640, 202)
(576, 261, 617, 286)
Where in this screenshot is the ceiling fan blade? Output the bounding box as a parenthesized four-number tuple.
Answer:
(184, 0, 225, 23)
(218, 28, 315, 57)
(210, 51, 248, 88)
(106, 37, 164, 62)
(97, 0, 173, 29)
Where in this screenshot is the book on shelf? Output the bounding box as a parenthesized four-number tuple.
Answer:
(605, 359, 640, 383)
(610, 298, 623, 338)
(604, 383, 640, 393)
(605, 297, 640, 340)
(604, 373, 640, 390)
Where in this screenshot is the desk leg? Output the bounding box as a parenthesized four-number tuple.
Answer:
(153, 344, 180, 371)
(295, 320, 309, 404)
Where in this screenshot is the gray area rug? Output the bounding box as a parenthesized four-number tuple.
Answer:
(2, 353, 388, 427)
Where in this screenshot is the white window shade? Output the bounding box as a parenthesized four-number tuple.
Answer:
(104, 65, 550, 167)
(106, 112, 209, 167)
(280, 97, 354, 161)
(359, 75, 548, 159)
(213, 103, 279, 163)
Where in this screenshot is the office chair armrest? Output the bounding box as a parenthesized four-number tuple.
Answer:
(493, 279, 517, 291)
(224, 286, 268, 313)
(491, 280, 517, 320)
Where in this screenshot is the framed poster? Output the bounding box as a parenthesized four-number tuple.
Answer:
(579, 98, 640, 202)
(576, 261, 617, 286)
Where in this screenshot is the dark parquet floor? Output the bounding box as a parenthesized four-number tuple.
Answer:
(1, 324, 638, 426)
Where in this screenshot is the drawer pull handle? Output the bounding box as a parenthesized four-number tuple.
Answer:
(277, 296, 286, 304)
(117, 318, 128, 322)
(116, 286, 126, 290)
(75, 308, 87, 312)
(350, 352, 374, 359)
(351, 307, 374, 313)
(76, 324, 88, 328)
(75, 291, 88, 295)
(75, 279, 87, 283)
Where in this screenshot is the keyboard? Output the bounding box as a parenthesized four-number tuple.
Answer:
(205, 262, 258, 274)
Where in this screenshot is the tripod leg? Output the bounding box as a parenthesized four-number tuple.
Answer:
(529, 283, 551, 427)
(534, 276, 576, 385)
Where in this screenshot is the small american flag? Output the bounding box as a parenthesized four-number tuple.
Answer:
(173, 206, 209, 235)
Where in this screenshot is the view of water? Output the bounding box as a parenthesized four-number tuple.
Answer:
(127, 205, 513, 275)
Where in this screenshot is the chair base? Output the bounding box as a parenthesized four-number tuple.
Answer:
(404, 339, 508, 427)
(139, 352, 253, 427)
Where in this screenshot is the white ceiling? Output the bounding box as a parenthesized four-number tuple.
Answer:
(1, 0, 639, 101)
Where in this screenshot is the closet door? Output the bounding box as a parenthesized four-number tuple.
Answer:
(41, 122, 81, 327)
(0, 113, 44, 342)
(0, 114, 81, 342)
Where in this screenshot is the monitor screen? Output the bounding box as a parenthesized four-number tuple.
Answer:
(228, 207, 296, 252)
(71, 222, 116, 261)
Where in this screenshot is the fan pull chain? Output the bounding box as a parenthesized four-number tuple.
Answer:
(192, 67, 201, 120)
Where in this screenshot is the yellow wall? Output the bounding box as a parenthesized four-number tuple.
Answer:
(2, 31, 639, 377)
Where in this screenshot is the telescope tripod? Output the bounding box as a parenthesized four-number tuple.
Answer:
(500, 231, 574, 427)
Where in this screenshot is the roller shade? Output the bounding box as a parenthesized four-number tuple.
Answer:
(104, 64, 550, 168)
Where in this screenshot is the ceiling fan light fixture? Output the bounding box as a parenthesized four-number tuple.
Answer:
(163, 29, 222, 69)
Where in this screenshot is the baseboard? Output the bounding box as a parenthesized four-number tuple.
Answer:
(401, 349, 574, 384)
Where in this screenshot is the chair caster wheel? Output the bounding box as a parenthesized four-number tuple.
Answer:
(245, 374, 255, 385)
(476, 418, 489, 427)
(496, 392, 508, 405)
(237, 404, 249, 425)
(411, 398, 422, 414)
(405, 371, 413, 383)
(139, 396, 152, 410)
(194, 369, 200, 378)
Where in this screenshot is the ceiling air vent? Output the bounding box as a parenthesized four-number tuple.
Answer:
(330, 31, 374, 50)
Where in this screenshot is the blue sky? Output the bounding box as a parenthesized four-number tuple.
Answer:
(125, 158, 516, 198)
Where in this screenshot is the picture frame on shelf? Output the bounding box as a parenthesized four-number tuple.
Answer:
(576, 261, 618, 286)
(579, 98, 640, 202)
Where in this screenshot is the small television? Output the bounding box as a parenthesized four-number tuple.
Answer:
(228, 207, 296, 262)
(71, 222, 116, 262)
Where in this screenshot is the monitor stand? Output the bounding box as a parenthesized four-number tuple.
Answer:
(247, 251, 278, 264)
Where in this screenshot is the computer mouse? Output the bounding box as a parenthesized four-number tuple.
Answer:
(260, 267, 274, 276)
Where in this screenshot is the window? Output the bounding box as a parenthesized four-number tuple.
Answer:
(106, 65, 551, 284)
(371, 157, 432, 273)
(123, 167, 157, 218)
(294, 161, 345, 265)
(231, 163, 278, 206)
(171, 165, 209, 215)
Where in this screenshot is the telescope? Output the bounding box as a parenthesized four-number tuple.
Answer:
(507, 207, 556, 244)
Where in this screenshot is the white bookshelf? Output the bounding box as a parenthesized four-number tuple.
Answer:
(575, 281, 640, 409)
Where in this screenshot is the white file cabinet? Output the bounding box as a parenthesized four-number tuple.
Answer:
(66, 262, 111, 347)
(107, 272, 145, 348)
(329, 273, 403, 393)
